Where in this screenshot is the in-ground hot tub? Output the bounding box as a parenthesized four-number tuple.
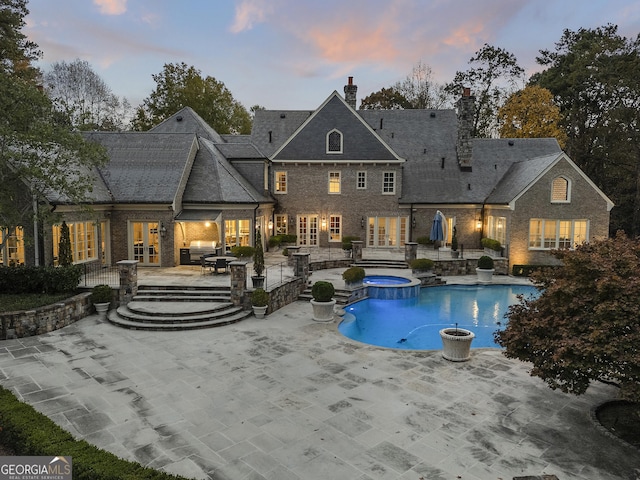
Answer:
(363, 275, 420, 300)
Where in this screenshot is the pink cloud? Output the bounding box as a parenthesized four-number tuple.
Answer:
(230, 0, 274, 33)
(93, 0, 127, 16)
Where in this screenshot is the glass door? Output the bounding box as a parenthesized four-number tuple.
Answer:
(297, 215, 318, 246)
(131, 222, 160, 266)
(366, 217, 408, 247)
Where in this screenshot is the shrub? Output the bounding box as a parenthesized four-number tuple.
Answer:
(311, 281, 335, 302)
(251, 288, 269, 307)
(410, 258, 434, 271)
(481, 237, 502, 251)
(0, 265, 81, 294)
(451, 226, 458, 251)
(477, 255, 494, 270)
(341, 236, 359, 250)
(231, 245, 255, 258)
(253, 230, 264, 276)
(269, 234, 297, 248)
(416, 236, 434, 246)
(342, 266, 365, 284)
(268, 236, 281, 248)
(282, 248, 289, 256)
(91, 284, 112, 304)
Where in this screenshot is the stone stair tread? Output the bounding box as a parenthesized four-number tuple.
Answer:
(132, 295, 230, 302)
(117, 302, 236, 320)
(108, 310, 251, 330)
(136, 288, 229, 295)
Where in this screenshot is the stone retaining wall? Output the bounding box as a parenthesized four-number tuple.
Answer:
(1, 293, 92, 340)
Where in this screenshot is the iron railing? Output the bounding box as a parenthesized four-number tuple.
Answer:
(82, 263, 119, 287)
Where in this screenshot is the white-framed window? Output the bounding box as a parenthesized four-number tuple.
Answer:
(329, 215, 342, 242)
(275, 214, 288, 235)
(225, 219, 251, 247)
(357, 171, 367, 189)
(487, 216, 507, 245)
(0, 227, 25, 266)
(327, 129, 343, 154)
(382, 171, 395, 194)
(328, 171, 341, 194)
(52, 221, 98, 264)
(366, 216, 408, 247)
(275, 171, 287, 194)
(529, 219, 588, 250)
(551, 176, 570, 203)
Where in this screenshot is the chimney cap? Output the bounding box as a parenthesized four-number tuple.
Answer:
(462, 87, 471, 97)
(348, 76, 353, 85)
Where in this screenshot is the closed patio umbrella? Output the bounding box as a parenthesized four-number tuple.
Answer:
(429, 210, 447, 243)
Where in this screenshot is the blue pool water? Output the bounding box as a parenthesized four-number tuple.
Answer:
(364, 275, 411, 285)
(339, 284, 538, 350)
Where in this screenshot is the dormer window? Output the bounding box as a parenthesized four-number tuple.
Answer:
(327, 129, 343, 154)
(551, 176, 570, 203)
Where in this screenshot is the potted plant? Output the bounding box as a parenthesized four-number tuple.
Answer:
(231, 245, 255, 259)
(310, 280, 336, 322)
(450, 226, 459, 258)
(342, 266, 365, 289)
(251, 287, 269, 319)
(476, 255, 495, 282)
(410, 258, 434, 275)
(481, 237, 502, 257)
(342, 236, 359, 258)
(439, 323, 475, 361)
(91, 284, 112, 319)
(252, 229, 265, 288)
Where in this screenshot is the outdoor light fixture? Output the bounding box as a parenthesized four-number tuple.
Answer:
(160, 223, 167, 238)
(268, 220, 273, 230)
(321, 216, 327, 230)
(204, 221, 211, 227)
(412, 216, 416, 228)
(361, 216, 365, 228)
(475, 211, 483, 231)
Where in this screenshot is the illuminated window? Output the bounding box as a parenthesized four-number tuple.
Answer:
(0, 227, 25, 266)
(487, 216, 506, 245)
(551, 176, 570, 202)
(52, 221, 97, 264)
(329, 215, 341, 242)
(529, 219, 588, 249)
(225, 219, 251, 247)
(328, 171, 341, 194)
(327, 129, 343, 153)
(275, 215, 288, 235)
(275, 171, 287, 194)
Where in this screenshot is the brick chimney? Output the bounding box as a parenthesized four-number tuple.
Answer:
(344, 76, 357, 109)
(456, 87, 474, 170)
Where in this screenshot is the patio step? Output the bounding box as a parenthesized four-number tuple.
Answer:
(108, 300, 251, 331)
(134, 285, 231, 302)
(298, 288, 353, 306)
(353, 259, 408, 269)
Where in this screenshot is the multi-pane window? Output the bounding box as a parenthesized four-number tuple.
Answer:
(486, 216, 506, 245)
(275, 171, 287, 194)
(0, 227, 25, 266)
(329, 215, 341, 242)
(357, 171, 367, 189)
(275, 214, 288, 235)
(529, 219, 588, 249)
(551, 176, 570, 202)
(327, 130, 342, 153)
(328, 171, 341, 194)
(52, 222, 97, 264)
(382, 171, 395, 194)
(225, 219, 251, 247)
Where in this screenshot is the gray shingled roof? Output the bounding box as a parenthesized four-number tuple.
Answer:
(85, 132, 197, 204)
(251, 110, 312, 157)
(150, 107, 224, 143)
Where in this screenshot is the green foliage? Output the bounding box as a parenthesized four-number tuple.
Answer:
(251, 287, 269, 307)
(58, 221, 73, 266)
(0, 0, 41, 81)
(132, 62, 252, 134)
(269, 234, 296, 248)
(416, 236, 434, 246)
(496, 232, 640, 401)
(477, 255, 494, 269)
(0, 293, 71, 313)
(342, 266, 365, 284)
(481, 237, 501, 251)
(511, 264, 560, 277)
(253, 229, 264, 276)
(90, 284, 112, 304)
(231, 245, 255, 258)
(360, 87, 411, 110)
(282, 248, 289, 256)
(311, 281, 335, 302)
(410, 258, 434, 271)
(0, 265, 81, 294)
(0, 386, 191, 479)
(341, 236, 360, 250)
(451, 226, 458, 251)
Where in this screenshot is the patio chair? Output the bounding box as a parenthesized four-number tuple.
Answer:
(214, 257, 228, 274)
(200, 256, 213, 275)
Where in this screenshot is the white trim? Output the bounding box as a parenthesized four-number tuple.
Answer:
(326, 129, 343, 154)
(550, 175, 571, 203)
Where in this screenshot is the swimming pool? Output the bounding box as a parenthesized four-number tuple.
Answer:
(338, 284, 538, 350)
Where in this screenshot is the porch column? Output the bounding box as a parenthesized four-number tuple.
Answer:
(286, 246, 300, 267)
(405, 242, 418, 264)
(117, 260, 138, 306)
(351, 241, 363, 261)
(293, 253, 310, 290)
(230, 261, 248, 308)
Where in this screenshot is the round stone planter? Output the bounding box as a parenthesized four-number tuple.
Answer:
(94, 302, 110, 320)
(252, 305, 268, 319)
(476, 268, 495, 283)
(310, 299, 337, 322)
(439, 327, 475, 362)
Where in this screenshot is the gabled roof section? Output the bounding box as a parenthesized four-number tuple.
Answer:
(270, 92, 403, 163)
(149, 107, 224, 143)
(181, 138, 272, 204)
(85, 132, 198, 204)
(251, 110, 315, 157)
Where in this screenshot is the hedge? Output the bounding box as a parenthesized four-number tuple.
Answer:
(0, 265, 81, 294)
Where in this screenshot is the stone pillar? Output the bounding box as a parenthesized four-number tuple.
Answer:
(293, 253, 310, 288)
(405, 242, 418, 264)
(117, 260, 138, 305)
(229, 261, 248, 308)
(351, 241, 363, 261)
(286, 246, 300, 267)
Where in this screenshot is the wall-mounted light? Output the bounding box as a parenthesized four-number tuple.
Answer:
(412, 216, 416, 229)
(268, 220, 273, 231)
(475, 211, 483, 231)
(160, 223, 167, 238)
(321, 216, 327, 231)
(361, 216, 365, 228)
(204, 221, 211, 228)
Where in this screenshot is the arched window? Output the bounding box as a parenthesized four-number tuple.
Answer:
(551, 176, 570, 202)
(326, 129, 343, 154)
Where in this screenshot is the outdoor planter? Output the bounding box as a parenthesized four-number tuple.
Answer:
(439, 327, 475, 361)
(252, 305, 268, 319)
(311, 281, 336, 322)
(342, 266, 365, 289)
(91, 284, 112, 320)
(476, 255, 495, 282)
(251, 288, 269, 319)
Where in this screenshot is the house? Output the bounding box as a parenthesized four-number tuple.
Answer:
(4, 78, 613, 271)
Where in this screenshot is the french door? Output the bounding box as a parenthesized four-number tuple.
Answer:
(297, 215, 318, 246)
(366, 216, 408, 247)
(130, 222, 160, 266)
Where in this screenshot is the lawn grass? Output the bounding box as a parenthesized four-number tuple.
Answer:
(0, 293, 74, 313)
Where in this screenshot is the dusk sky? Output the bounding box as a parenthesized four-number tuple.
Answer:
(25, 0, 640, 112)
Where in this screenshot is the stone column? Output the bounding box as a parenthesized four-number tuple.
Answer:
(286, 246, 300, 267)
(351, 241, 363, 261)
(116, 260, 138, 306)
(405, 242, 418, 264)
(293, 253, 310, 289)
(229, 261, 248, 308)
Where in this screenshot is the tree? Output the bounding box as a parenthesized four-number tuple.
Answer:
(44, 59, 131, 131)
(0, 0, 41, 81)
(497, 85, 566, 147)
(360, 87, 411, 110)
(531, 25, 640, 236)
(445, 44, 525, 138)
(495, 231, 640, 401)
(57, 220, 72, 266)
(132, 62, 252, 134)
